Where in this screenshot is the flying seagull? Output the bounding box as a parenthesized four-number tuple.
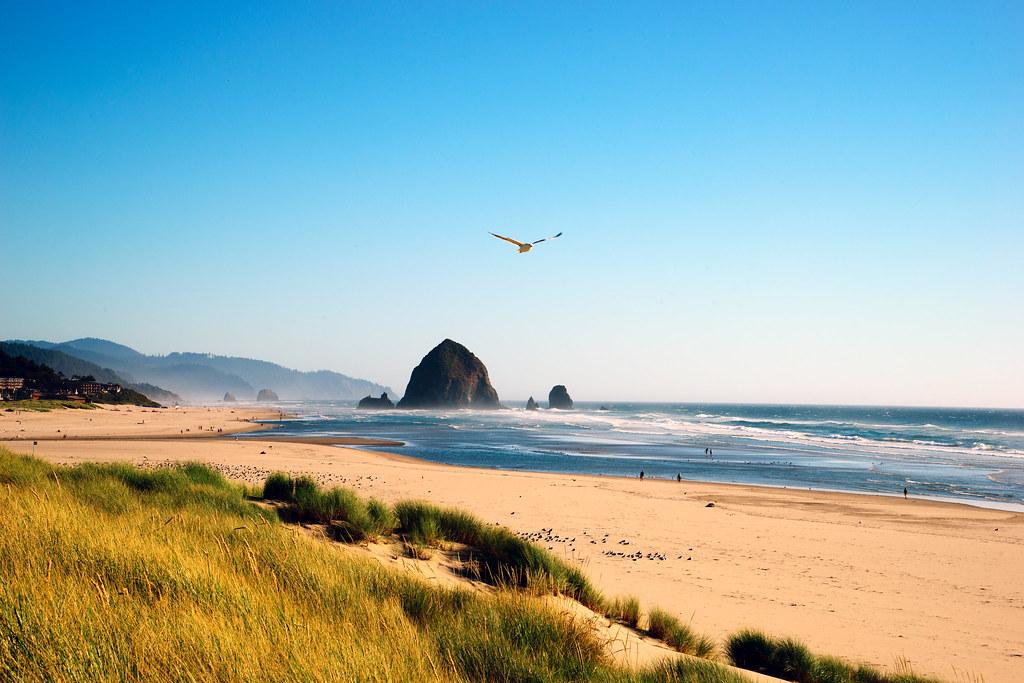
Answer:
(489, 231, 563, 253)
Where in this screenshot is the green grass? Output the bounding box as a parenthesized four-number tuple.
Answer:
(725, 630, 942, 683)
(394, 500, 606, 610)
(0, 399, 98, 412)
(265, 482, 606, 608)
(0, 448, 756, 682)
(617, 658, 749, 683)
(646, 607, 716, 658)
(261, 471, 394, 541)
(0, 449, 950, 683)
(606, 595, 642, 628)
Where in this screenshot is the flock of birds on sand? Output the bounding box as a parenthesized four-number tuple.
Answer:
(516, 527, 696, 563)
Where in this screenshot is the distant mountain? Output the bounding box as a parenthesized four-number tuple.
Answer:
(2, 342, 124, 384)
(0, 342, 172, 406)
(6, 338, 392, 403)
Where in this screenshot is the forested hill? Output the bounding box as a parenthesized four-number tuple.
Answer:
(7, 338, 391, 403)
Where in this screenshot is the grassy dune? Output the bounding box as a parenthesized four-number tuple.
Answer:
(1, 400, 99, 412)
(725, 631, 941, 683)
(0, 450, 944, 683)
(0, 450, 746, 683)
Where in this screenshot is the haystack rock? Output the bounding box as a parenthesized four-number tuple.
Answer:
(256, 388, 279, 401)
(397, 339, 500, 409)
(526, 396, 539, 411)
(223, 392, 236, 402)
(548, 385, 573, 409)
(358, 392, 395, 409)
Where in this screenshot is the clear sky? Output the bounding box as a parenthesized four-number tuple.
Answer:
(2, 2, 1022, 407)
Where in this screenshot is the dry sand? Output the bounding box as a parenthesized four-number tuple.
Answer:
(0, 403, 282, 440)
(3, 405, 1022, 682)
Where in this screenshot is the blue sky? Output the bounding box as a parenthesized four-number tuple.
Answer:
(2, 2, 1022, 406)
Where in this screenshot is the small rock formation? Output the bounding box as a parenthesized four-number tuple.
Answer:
(223, 392, 236, 402)
(397, 339, 500, 409)
(525, 396, 538, 411)
(358, 392, 395, 409)
(548, 385, 573, 410)
(256, 388, 279, 402)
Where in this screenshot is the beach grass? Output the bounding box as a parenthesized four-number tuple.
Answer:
(606, 595, 642, 628)
(394, 499, 606, 609)
(0, 399, 98, 412)
(725, 629, 942, 683)
(646, 607, 717, 658)
(261, 471, 393, 540)
(0, 449, 951, 682)
(1, 448, 759, 682)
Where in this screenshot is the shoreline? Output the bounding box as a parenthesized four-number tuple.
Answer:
(10, 412, 1023, 514)
(239, 426, 1024, 514)
(341, 440, 1024, 514)
(2, 405, 1022, 682)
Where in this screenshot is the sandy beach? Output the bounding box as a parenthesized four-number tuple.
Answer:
(3, 405, 1021, 683)
(0, 404, 284, 440)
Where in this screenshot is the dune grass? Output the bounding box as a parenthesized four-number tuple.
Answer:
(1, 449, 753, 682)
(646, 607, 717, 658)
(725, 629, 942, 683)
(606, 595, 642, 628)
(394, 499, 606, 610)
(0, 399, 98, 412)
(265, 480, 606, 608)
(261, 471, 395, 540)
(0, 449, 949, 683)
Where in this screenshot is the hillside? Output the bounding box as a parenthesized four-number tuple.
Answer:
(9, 338, 392, 403)
(0, 342, 176, 406)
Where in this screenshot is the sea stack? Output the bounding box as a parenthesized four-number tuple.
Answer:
(358, 392, 395, 409)
(397, 339, 500, 409)
(256, 388, 279, 402)
(548, 385, 573, 409)
(222, 392, 236, 402)
(526, 396, 538, 411)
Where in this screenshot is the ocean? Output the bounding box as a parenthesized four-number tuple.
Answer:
(247, 402, 1024, 509)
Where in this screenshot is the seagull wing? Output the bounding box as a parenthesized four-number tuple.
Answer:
(490, 232, 528, 248)
(532, 232, 563, 245)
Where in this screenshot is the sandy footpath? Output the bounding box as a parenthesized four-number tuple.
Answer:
(3, 405, 1022, 682)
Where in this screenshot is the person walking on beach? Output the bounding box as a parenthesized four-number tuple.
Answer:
(639, 470, 645, 480)
(903, 486, 908, 499)
(676, 473, 682, 483)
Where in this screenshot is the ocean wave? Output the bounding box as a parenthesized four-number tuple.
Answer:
(305, 404, 1024, 462)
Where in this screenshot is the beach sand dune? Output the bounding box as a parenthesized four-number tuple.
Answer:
(4, 405, 1022, 682)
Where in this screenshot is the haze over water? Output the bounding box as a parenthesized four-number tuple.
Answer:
(252, 402, 1024, 509)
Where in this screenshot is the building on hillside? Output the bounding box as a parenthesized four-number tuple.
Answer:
(0, 378, 25, 401)
(77, 382, 121, 396)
